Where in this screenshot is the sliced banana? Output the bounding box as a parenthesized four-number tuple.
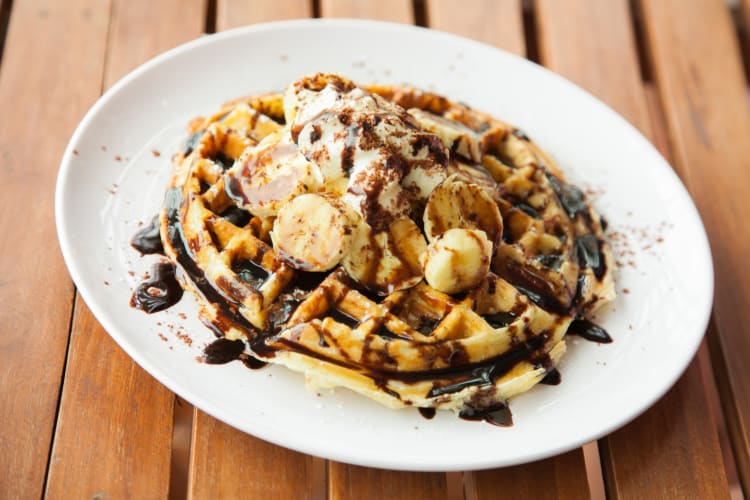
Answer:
(421, 228, 492, 294)
(342, 217, 427, 294)
(271, 193, 359, 272)
(423, 175, 503, 248)
(225, 132, 322, 217)
(447, 161, 498, 199)
(408, 108, 481, 163)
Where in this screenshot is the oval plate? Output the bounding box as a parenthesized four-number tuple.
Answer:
(56, 19, 713, 471)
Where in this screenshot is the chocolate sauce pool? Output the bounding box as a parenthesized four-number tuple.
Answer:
(131, 215, 163, 255)
(130, 262, 183, 313)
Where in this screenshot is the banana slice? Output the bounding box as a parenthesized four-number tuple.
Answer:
(342, 217, 427, 294)
(271, 193, 359, 271)
(408, 108, 481, 163)
(421, 228, 492, 294)
(423, 175, 503, 248)
(225, 132, 322, 217)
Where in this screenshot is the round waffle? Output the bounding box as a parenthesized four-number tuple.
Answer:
(158, 74, 615, 421)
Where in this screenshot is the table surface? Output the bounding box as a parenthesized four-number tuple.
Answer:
(1, 0, 749, 498)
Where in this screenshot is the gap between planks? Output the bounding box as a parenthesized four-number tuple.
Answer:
(0, 0, 13, 68)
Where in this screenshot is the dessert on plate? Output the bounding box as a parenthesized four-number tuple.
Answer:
(134, 73, 615, 424)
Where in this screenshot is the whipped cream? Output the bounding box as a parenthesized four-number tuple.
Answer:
(286, 74, 449, 228)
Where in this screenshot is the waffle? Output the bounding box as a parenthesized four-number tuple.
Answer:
(158, 74, 614, 419)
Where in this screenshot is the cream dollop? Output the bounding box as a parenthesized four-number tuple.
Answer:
(285, 74, 449, 228)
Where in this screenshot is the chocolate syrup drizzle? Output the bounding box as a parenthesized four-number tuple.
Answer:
(130, 156, 614, 427)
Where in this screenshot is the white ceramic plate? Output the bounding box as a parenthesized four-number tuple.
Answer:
(56, 19, 713, 471)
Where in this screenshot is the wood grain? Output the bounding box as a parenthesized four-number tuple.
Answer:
(188, 410, 314, 499)
(536, 0, 731, 497)
(536, 0, 650, 132)
(600, 363, 730, 499)
(466, 450, 589, 500)
(328, 462, 447, 500)
(104, 0, 205, 83)
(44, 0, 205, 497)
(426, 0, 525, 56)
(44, 300, 176, 498)
(640, 0, 750, 493)
(320, 0, 414, 23)
(217, 0, 311, 30)
(0, 1, 109, 498)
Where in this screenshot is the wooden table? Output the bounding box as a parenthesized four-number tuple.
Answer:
(1, 0, 748, 498)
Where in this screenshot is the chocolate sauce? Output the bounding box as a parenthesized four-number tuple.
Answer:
(288, 271, 327, 293)
(575, 235, 605, 279)
(131, 215, 163, 255)
(225, 175, 248, 205)
(547, 174, 586, 219)
(242, 356, 268, 369)
(418, 407, 436, 419)
(163, 187, 257, 334)
(130, 262, 183, 313)
(459, 404, 513, 427)
(203, 338, 245, 364)
(184, 131, 202, 155)
(232, 260, 269, 289)
(536, 253, 563, 271)
(220, 206, 251, 228)
(211, 151, 234, 170)
(483, 311, 516, 329)
(515, 202, 539, 219)
(310, 125, 322, 143)
(417, 317, 439, 335)
(140, 105, 616, 425)
(512, 128, 530, 141)
(374, 324, 402, 340)
(426, 334, 546, 398)
(495, 256, 570, 315)
(540, 367, 561, 385)
(330, 308, 358, 328)
(267, 295, 303, 332)
(567, 318, 612, 343)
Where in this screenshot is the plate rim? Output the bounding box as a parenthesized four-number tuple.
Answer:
(55, 18, 715, 471)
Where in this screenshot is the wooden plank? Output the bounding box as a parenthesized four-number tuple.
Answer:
(426, 0, 525, 56)
(320, 0, 414, 23)
(0, 1, 109, 498)
(188, 410, 314, 499)
(640, 0, 750, 494)
(328, 463, 448, 500)
(184, 4, 319, 499)
(104, 0, 205, 82)
(44, 1, 205, 497)
(536, 0, 731, 497)
(466, 450, 589, 500)
(44, 300, 176, 498)
(600, 363, 730, 499)
(536, 0, 650, 131)
(217, 0, 311, 30)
